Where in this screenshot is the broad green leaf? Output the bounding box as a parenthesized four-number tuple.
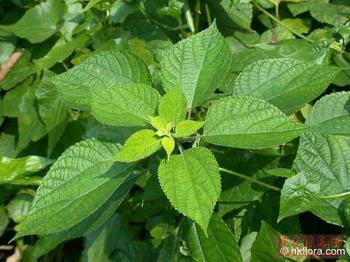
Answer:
(25, 176, 137, 260)
(203, 97, 305, 149)
(174, 120, 204, 138)
(0, 156, 53, 184)
(279, 132, 350, 226)
(36, 72, 69, 156)
(250, 222, 284, 262)
(233, 59, 339, 114)
(115, 130, 162, 163)
(52, 50, 152, 110)
(15, 139, 136, 237)
(161, 136, 175, 159)
(1, 0, 64, 43)
(7, 189, 34, 223)
(184, 214, 242, 261)
(91, 84, 161, 127)
(158, 88, 187, 125)
(158, 147, 221, 232)
(34, 35, 89, 70)
(307, 92, 350, 136)
(309, 2, 350, 25)
(161, 22, 231, 108)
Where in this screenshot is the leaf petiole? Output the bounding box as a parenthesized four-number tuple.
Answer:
(219, 167, 281, 192)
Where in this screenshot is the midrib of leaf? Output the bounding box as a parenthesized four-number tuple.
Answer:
(237, 61, 303, 94)
(268, 68, 337, 104)
(178, 25, 215, 108)
(181, 154, 204, 221)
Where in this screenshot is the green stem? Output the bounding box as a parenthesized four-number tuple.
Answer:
(318, 191, 350, 200)
(219, 167, 281, 192)
(275, 1, 280, 20)
(177, 142, 184, 154)
(205, 4, 212, 25)
(194, 0, 201, 33)
(183, 0, 195, 33)
(254, 2, 314, 43)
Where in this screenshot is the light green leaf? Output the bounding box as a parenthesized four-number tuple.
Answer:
(203, 96, 305, 149)
(279, 131, 350, 226)
(7, 189, 34, 223)
(158, 88, 187, 125)
(174, 120, 204, 138)
(52, 50, 152, 110)
(115, 130, 162, 163)
(15, 139, 136, 237)
(0, 155, 53, 184)
(310, 2, 350, 25)
(2, 0, 64, 43)
(91, 84, 161, 127)
(233, 58, 340, 114)
(150, 116, 168, 131)
(161, 22, 231, 108)
(281, 18, 310, 34)
(34, 35, 89, 70)
(158, 147, 221, 232)
(307, 92, 350, 136)
(36, 72, 69, 156)
(161, 136, 175, 159)
(184, 214, 242, 261)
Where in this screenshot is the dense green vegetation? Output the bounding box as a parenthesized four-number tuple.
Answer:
(0, 0, 350, 261)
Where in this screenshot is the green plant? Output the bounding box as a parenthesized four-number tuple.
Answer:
(1, 0, 350, 261)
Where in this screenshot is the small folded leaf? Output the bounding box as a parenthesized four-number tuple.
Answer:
(233, 58, 340, 114)
(150, 116, 168, 131)
(307, 91, 350, 136)
(91, 84, 161, 127)
(15, 139, 135, 237)
(174, 120, 204, 138)
(161, 22, 231, 108)
(115, 130, 162, 163)
(158, 88, 187, 125)
(203, 96, 305, 149)
(158, 147, 221, 233)
(51, 50, 152, 110)
(161, 136, 175, 159)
